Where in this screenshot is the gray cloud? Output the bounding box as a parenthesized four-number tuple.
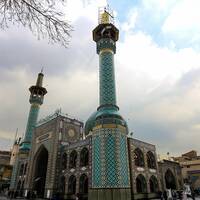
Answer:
(0, 9, 200, 159)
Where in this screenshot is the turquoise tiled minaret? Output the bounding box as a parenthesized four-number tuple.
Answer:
(20, 72, 47, 150)
(10, 72, 47, 190)
(86, 7, 131, 200)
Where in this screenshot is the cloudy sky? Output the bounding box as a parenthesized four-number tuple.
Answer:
(1, 0, 200, 156)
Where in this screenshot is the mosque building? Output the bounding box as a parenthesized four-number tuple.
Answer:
(10, 7, 183, 200)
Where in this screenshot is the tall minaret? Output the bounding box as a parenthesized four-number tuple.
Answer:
(20, 71, 47, 150)
(86, 7, 131, 200)
(10, 71, 47, 191)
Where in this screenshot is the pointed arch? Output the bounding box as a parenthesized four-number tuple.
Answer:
(19, 163, 24, 176)
(165, 169, 176, 189)
(33, 145, 48, 198)
(147, 151, 156, 169)
(149, 175, 158, 192)
(62, 153, 67, 170)
(136, 174, 147, 193)
(79, 174, 88, 194)
(68, 175, 76, 194)
(69, 150, 77, 169)
(134, 148, 145, 167)
(17, 180, 21, 190)
(80, 148, 89, 167)
(60, 175, 66, 195)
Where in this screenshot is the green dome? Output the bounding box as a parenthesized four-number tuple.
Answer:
(85, 111, 99, 136)
(85, 106, 128, 136)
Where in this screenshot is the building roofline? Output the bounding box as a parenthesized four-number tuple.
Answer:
(36, 109, 83, 127)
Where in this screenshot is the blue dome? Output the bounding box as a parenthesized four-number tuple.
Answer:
(85, 106, 128, 136)
(85, 111, 99, 136)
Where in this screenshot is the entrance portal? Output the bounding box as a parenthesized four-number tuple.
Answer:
(165, 169, 176, 190)
(33, 146, 48, 198)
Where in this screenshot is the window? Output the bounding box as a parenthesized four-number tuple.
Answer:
(136, 174, 147, 193)
(19, 164, 24, 176)
(149, 176, 158, 193)
(68, 175, 76, 194)
(69, 150, 77, 169)
(79, 174, 88, 194)
(147, 151, 156, 169)
(134, 148, 145, 167)
(80, 148, 89, 167)
(62, 153, 67, 170)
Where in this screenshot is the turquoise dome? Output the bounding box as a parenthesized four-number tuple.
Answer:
(85, 111, 99, 136)
(85, 106, 128, 136)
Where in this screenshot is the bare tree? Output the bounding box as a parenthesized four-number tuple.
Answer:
(0, 0, 73, 47)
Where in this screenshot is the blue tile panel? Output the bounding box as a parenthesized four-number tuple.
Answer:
(97, 38, 116, 54)
(93, 135, 102, 187)
(120, 134, 130, 186)
(99, 50, 116, 106)
(92, 127, 130, 188)
(22, 103, 40, 149)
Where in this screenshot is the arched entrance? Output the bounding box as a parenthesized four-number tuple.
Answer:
(33, 146, 48, 198)
(165, 169, 176, 189)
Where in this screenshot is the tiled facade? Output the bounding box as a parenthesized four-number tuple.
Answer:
(11, 115, 182, 200)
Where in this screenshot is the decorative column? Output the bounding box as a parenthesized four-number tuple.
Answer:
(86, 7, 131, 200)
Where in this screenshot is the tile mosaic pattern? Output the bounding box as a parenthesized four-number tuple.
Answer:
(93, 135, 102, 187)
(105, 133, 118, 186)
(99, 51, 116, 106)
(120, 134, 130, 186)
(97, 38, 116, 54)
(24, 104, 40, 144)
(92, 127, 130, 188)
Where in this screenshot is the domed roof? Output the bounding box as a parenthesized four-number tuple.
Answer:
(84, 106, 128, 136)
(85, 111, 99, 136)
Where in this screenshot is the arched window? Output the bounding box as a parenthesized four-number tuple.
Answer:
(165, 169, 176, 190)
(147, 151, 156, 169)
(24, 163, 28, 175)
(19, 164, 24, 176)
(80, 148, 89, 167)
(134, 148, 145, 167)
(149, 175, 158, 192)
(60, 176, 66, 194)
(62, 153, 67, 170)
(17, 180, 21, 190)
(69, 150, 77, 169)
(136, 174, 147, 193)
(21, 180, 24, 190)
(68, 175, 76, 194)
(79, 174, 88, 194)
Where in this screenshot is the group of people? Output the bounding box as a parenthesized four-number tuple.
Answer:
(158, 189, 195, 200)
